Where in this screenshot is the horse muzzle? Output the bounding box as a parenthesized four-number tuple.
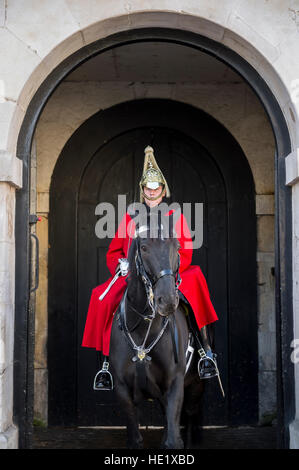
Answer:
(155, 292, 179, 317)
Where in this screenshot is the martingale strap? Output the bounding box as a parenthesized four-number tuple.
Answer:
(169, 316, 179, 364)
(117, 289, 169, 362)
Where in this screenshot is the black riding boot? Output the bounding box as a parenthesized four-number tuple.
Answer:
(93, 355, 113, 391)
(197, 325, 218, 380)
(178, 292, 219, 380)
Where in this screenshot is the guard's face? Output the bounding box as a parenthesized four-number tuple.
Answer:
(143, 185, 165, 207)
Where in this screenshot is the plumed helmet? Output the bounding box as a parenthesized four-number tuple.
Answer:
(139, 146, 171, 202)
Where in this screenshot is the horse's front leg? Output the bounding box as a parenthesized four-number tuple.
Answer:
(163, 375, 185, 449)
(116, 384, 143, 449)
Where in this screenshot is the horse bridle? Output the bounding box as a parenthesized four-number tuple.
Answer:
(117, 236, 182, 362)
(134, 235, 182, 319)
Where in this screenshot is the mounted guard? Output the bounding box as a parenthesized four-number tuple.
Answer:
(82, 145, 222, 394)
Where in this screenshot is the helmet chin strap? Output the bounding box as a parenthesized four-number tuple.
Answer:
(142, 186, 165, 201)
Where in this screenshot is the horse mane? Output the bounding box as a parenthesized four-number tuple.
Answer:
(127, 237, 137, 271)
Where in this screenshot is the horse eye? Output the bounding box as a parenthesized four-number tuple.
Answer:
(141, 245, 147, 252)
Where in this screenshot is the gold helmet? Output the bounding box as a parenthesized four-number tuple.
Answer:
(139, 146, 171, 202)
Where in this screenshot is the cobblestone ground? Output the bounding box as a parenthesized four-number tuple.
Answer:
(33, 426, 277, 449)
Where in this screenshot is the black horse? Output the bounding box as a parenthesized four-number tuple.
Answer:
(110, 224, 204, 449)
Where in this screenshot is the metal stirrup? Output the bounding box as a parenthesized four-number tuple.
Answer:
(93, 361, 114, 391)
(197, 353, 225, 398)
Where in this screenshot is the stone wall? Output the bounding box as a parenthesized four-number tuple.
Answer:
(0, 182, 18, 448)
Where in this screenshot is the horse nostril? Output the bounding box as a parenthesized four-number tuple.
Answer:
(157, 296, 164, 305)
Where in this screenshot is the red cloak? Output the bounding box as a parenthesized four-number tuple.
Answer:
(82, 211, 218, 355)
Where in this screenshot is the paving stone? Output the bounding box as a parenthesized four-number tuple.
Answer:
(33, 425, 277, 449)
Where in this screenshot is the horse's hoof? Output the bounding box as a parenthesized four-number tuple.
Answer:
(127, 443, 144, 449)
(163, 438, 184, 449)
(127, 439, 144, 449)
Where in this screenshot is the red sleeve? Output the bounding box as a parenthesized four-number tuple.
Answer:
(106, 213, 129, 275)
(175, 213, 193, 273)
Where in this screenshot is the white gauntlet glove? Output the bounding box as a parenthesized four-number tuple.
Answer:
(99, 258, 129, 301)
(118, 258, 129, 276)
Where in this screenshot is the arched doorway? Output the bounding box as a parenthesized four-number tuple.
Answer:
(14, 27, 292, 448)
(48, 99, 257, 426)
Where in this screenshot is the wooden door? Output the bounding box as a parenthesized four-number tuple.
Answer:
(77, 128, 227, 425)
(48, 99, 257, 427)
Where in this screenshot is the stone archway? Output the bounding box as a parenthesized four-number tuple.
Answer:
(13, 25, 293, 448)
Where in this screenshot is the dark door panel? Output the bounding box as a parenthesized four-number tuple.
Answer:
(77, 128, 227, 425)
(48, 99, 257, 427)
